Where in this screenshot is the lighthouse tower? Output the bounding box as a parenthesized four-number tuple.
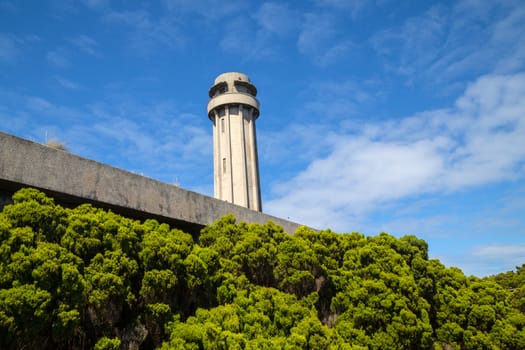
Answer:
(207, 72, 262, 211)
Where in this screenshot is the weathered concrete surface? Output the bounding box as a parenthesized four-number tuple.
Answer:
(0, 131, 300, 235)
(208, 72, 262, 211)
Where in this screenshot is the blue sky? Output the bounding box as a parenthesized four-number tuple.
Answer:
(1, 0, 524, 277)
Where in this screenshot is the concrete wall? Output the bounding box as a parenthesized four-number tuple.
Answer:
(0, 131, 300, 235)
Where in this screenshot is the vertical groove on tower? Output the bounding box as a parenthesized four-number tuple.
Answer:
(226, 106, 234, 203)
(212, 112, 220, 199)
(207, 72, 262, 211)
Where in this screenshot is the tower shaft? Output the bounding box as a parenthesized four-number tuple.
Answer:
(207, 72, 262, 211)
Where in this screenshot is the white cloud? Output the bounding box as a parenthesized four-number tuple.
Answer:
(69, 35, 100, 57)
(260, 123, 336, 167)
(55, 77, 80, 90)
(0, 34, 18, 62)
(265, 72, 525, 231)
(218, 2, 301, 61)
(490, 4, 525, 73)
(297, 13, 336, 55)
(0, 34, 38, 63)
(82, 0, 109, 9)
(469, 244, 525, 276)
(301, 79, 370, 118)
(162, 0, 244, 20)
(315, 40, 353, 66)
(433, 1, 525, 79)
(314, 0, 367, 18)
(25, 96, 85, 121)
(67, 99, 212, 189)
(446, 74, 525, 188)
(2, 91, 212, 192)
(219, 17, 259, 57)
(371, 0, 525, 86)
(473, 244, 525, 259)
(215, 2, 353, 64)
(255, 2, 296, 38)
(47, 48, 70, 68)
(27, 96, 54, 112)
(104, 10, 185, 53)
(297, 12, 354, 66)
(0, 93, 29, 133)
(370, 5, 448, 79)
(0, 1, 17, 12)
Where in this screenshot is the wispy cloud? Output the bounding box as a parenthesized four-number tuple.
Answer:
(470, 244, 525, 275)
(104, 9, 185, 53)
(371, 0, 525, 87)
(427, 1, 525, 81)
(297, 13, 335, 54)
(370, 5, 448, 79)
(0, 33, 39, 63)
(265, 72, 525, 230)
(163, 0, 244, 20)
(473, 244, 525, 260)
(0, 1, 17, 12)
(219, 2, 298, 61)
(259, 123, 337, 181)
(316, 40, 354, 66)
(255, 2, 297, 38)
(0, 34, 18, 62)
(25, 96, 85, 121)
(47, 47, 70, 68)
(0, 89, 30, 132)
(302, 79, 370, 119)
(215, 1, 356, 64)
(69, 35, 100, 57)
(314, 0, 368, 18)
(297, 13, 353, 66)
(82, 0, 109, 10)
(67, 98, 212, 190)
(219, 17, 265, 59)
(55, 77, 80, 90)
(0, 88, 213, 192)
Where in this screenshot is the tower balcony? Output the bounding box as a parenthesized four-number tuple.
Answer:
(207, 93, 260, 119)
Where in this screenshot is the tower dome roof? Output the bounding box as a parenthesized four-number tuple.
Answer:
(209, 72, 258, 98)
(214, 72, 251, 85)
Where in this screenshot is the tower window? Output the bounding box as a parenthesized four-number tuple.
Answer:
(222, 158, 227, 173)
(221, 118, 225, 133)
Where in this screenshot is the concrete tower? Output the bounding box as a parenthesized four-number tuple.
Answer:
(207, 72, 262, 211)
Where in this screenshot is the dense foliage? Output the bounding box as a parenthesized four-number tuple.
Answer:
(0, 188, 524, 349)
